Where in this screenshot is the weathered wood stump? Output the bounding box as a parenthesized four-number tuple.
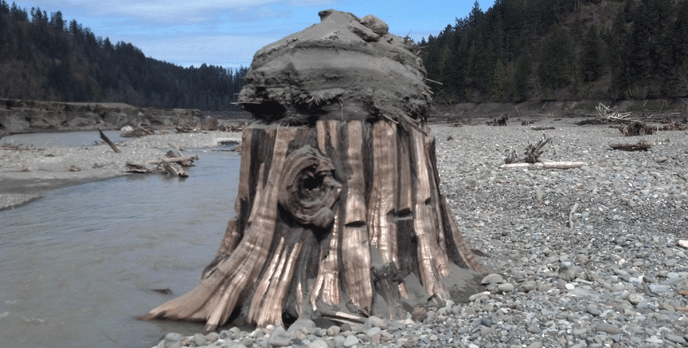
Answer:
(142, 9, 484, 331)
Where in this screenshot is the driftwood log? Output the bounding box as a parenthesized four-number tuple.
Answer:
(500, 161, 587, 169)
(610, 141, 653, 152)
(98, 129, 121, 153)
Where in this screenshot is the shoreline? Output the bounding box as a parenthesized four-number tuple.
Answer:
(0, 130, 242, 211)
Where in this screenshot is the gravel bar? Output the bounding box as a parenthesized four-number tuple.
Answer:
(152, 119, 688, 348)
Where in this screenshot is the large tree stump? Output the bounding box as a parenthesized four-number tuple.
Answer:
(142, 120, 484, 330)
(142, 9, 484, 332)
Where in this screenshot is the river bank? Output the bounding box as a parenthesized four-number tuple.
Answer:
(0, 130, 241, 211)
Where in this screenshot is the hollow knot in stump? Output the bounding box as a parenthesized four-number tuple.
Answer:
(279, 145, 341, 230)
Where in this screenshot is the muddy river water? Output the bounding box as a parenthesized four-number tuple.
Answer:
(0, 133, 241, 348)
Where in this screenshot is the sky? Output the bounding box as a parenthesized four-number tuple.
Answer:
(16, 0, 495, 70)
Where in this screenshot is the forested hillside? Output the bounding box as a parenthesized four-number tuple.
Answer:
(421, 0, 688, 103)
(0, 1, 247, 111)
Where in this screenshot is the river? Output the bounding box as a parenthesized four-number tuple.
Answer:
(0, 133, 241, 348)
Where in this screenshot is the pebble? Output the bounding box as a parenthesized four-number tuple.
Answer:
(267, 326, 292, 347)
(665, 333, 687, 345)
(150, 123, 688, 348)
(308, 340, 329, 348)
(192, 333, 206, 346)
(481, 273, 504, 285)
(649, 284, 672, 294)
(628, 293, 643, 305)
(586, 304, 601, 316)
(343, 335, 359, 347)
(596, 323, 621, 335)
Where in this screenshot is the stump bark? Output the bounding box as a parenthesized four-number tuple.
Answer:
(141, 119, 484, 330)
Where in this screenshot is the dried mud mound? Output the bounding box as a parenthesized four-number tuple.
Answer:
(238, 10, 431, 123)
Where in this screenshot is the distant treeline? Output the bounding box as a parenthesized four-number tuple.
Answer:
(421, 0, 688, 103)
(0, 1, 247, 110)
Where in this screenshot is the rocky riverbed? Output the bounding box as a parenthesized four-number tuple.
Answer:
(0, 130, 241, 210)
(151, 118, 688, 348)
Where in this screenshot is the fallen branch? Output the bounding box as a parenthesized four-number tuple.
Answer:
(168, 142, 183, 157)
(531, 126, 555, 131)
(500, 161, 587, 169)
(148, 155, 198, 166)
(610, 141, 652, 151)
(126, 155, 198, 177)
(596, 103, 632, 121)
(160, 162, 188, 178)
(319, 310, 366, 324)
(125, 162, 151, 174)
(99, 129, 121, 153)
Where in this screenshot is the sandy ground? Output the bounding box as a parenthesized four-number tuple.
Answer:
(0, 130, 241, 211)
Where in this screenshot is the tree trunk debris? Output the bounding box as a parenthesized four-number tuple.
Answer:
(523, 134, 551, 163)
(500, 161, 587, 169)
(619, 122, 654, 136)
(487, 114, 508, 126)
(658, 121, 686, 131)
(126, 154, 198, 177)
(98, 129, 121, 153)
(504, 133, 553, 165)
(531, 126, 555, 131)
(610, 141, 653, 151)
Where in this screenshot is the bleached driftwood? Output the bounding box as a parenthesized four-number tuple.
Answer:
(148, 155, 198, 165)
(126, 155, 198, 177)
(500, 161, 587, 169)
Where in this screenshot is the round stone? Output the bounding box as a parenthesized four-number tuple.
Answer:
(343, 335, 359, 348)
(498, 283, 514, 293)
(481, 273, 504, 285)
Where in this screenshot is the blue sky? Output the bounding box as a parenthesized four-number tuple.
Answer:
(16, 1, 495, 69)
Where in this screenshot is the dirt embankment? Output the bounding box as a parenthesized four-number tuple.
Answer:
(0, 98, 204, 136)
(429, 99, 688, 123)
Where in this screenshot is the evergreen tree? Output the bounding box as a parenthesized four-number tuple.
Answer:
(0, 1, 9, 15)
(490, 59, 505, 102)
(581, 24, 602, 82)
(538, 26, 572, 89)
(512, 54, 531, 102)
(673, 1, 688, 94)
